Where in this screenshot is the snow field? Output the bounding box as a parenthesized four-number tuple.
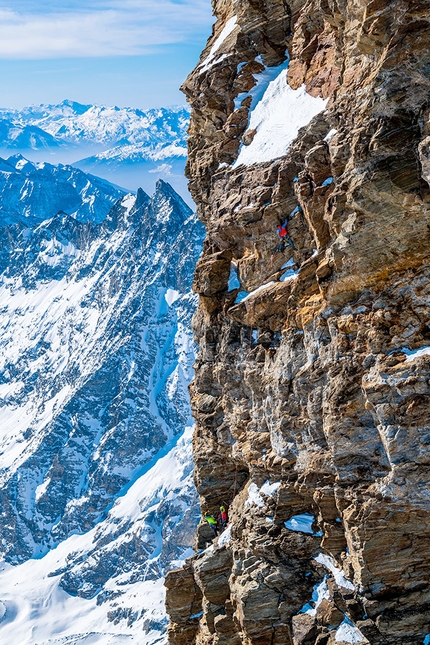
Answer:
(234, 60, 327, 167)
(198, 16, 237, 74)
(0, 427, 195, 645)
(0, 219, 132, 474)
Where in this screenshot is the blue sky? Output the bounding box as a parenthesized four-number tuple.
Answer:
(0, 0, 214, 109)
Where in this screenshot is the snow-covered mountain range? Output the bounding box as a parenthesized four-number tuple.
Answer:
(0, 154, 126, 226)
(0, 172, 204, 643)
(0, 101, 190, 200)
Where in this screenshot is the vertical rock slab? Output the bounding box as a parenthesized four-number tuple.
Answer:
(166, 1, 430, 644)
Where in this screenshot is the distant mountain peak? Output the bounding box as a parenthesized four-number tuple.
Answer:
(0, 155, 127, 226)
(136, 186, 151, 208)
(155, 177, 176, 194)
(0, 100, 192, 208)
(0, 157, 15, 172)
(8, 152, 26, 161)
(7, 153, 34, 172)
(60, 99, 92, 114)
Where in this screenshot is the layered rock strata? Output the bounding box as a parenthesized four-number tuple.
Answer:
(166, 1, 430, 644)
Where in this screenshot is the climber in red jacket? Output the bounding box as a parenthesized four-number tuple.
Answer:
(277, 218, 295, 251)
(218, 505, 228, 530)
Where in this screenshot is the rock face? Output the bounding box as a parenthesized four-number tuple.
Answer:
(165, 2, 430, 644)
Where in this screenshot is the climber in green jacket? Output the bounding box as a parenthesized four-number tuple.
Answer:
(204, 511, 218, 537)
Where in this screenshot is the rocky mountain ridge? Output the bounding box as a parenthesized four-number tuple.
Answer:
(165, 1, 430, 644)
(0, 176, 204, 643)
(0, 100, 189, 151)
(0, 153, 126, 227)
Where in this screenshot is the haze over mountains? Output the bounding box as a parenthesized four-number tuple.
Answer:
(0, 100, 190, 202)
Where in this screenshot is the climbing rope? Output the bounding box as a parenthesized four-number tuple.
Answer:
(232, 462, 238, 503)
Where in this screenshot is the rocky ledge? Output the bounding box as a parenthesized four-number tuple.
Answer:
(165, 1, 430, 644)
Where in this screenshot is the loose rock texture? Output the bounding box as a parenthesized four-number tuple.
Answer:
(166, 1, 430, 644)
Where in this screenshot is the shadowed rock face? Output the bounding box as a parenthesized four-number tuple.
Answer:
(165, 1, 430, 644)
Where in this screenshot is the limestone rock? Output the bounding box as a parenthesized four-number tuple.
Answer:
(292, 613, 318, 644)
(166, 0, 430, 643)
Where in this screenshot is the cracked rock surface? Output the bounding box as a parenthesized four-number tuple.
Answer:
(165, 1, 430, 644)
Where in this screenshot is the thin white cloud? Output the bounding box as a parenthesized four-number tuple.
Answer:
(0, 1, 212, 58)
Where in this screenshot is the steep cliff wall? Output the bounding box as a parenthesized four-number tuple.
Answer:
(166, 2, 430, 644)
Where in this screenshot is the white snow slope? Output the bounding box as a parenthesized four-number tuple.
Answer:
(0, 179, 205, 643)
(234, 58, 327, 167)
(0, 427, 194, 645)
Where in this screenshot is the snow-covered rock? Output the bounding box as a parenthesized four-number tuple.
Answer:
(0, 154, 126, 226)
(0, 176, 205, 642)
(233, 58, 327, 167)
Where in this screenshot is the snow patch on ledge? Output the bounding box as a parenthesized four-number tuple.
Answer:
(246, 480, 280, 510)
(324, 128, 338, 141)
(233, 63, 327, 167)
(402, 346, 430, 362)
(299, 576, 329, 616)
(199, 16, 237, 74)
(335, 617, 366, 643)
(260, 480, 281, 497)
(234, 281, 275, 304)
(246, 483, 265, 508)
(314, 553, 354, 591)
(280, 267, 298, 282)
(234, 56, 288, 111)
(218, 525, 232, 547)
